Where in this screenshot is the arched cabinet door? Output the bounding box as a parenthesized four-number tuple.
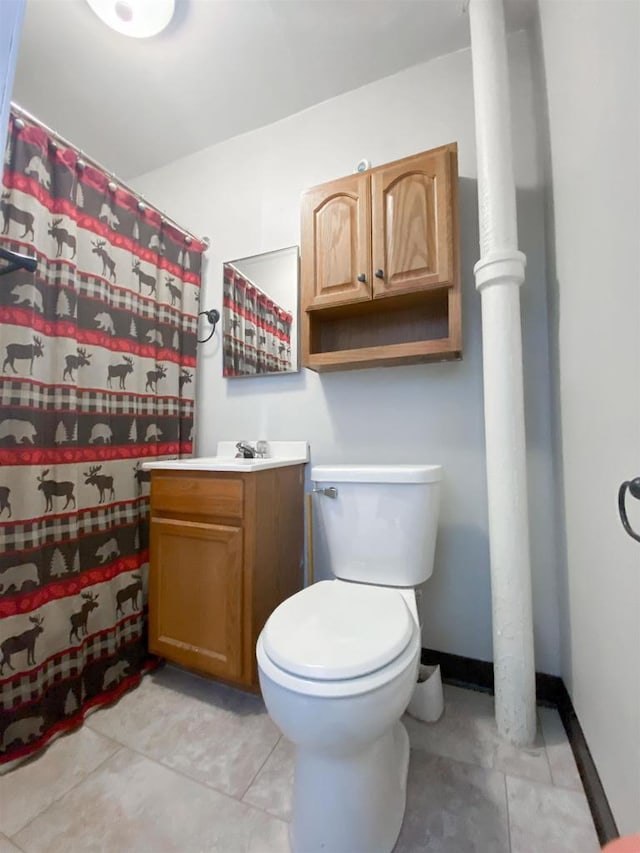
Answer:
(301, 172, 371, 310)
(371, 149, 456, 299)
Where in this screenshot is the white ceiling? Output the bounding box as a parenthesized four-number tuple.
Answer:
(12, 0, 534, 180)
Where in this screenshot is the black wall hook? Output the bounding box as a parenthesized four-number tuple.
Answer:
(618, 477, 640, 543)
(197, 308, 220, 344)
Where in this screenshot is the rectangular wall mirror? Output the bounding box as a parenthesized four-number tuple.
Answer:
(222, 246, 299, 378)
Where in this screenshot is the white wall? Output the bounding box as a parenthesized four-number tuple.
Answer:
(0, 0, 24, 152)
(536, 0, 640, 833)
(133, 31, 561, 674)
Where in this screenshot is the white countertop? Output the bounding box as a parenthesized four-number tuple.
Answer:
(142, 441, 309, 473)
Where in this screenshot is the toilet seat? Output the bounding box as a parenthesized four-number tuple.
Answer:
(257, 580, 420, 698)
(263, 580, 413, 680)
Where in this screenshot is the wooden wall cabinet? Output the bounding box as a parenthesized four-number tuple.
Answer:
(301, 143, 461, 372)
(148, 465, 304, 690)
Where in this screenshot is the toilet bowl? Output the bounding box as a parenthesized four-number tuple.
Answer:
(257, 464, 442, 853)
(258, 580, 420, 853)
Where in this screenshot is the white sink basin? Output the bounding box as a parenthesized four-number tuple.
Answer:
(142, 441, 309, 473)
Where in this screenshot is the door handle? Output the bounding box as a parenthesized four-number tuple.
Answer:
(618, 477, 640, 543)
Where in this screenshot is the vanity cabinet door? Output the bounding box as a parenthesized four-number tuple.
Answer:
(371, 148, 456, 299)
(149, 517, 243, 680)
(301, 172, 371, 310)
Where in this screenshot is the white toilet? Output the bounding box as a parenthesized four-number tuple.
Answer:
(256, 464, 442, 853)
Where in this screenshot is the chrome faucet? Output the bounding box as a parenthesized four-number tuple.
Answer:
(235, 441, 256, 459)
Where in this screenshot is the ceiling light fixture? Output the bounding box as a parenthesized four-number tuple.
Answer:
(86, 0, 175, 39)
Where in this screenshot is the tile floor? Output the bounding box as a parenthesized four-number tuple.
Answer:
(0, 665, 600, 853)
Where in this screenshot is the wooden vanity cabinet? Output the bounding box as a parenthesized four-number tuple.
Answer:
(301, 143, 461, 372)
(148, 465, 305, 690)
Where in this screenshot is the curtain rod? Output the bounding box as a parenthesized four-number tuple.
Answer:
(9, 101, 209, 250)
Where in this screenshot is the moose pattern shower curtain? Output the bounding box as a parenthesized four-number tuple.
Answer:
(0, 111, 203, 767)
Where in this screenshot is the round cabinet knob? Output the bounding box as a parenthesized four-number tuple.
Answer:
(357, 273, 366, 283)
(375, 269, 384, 279)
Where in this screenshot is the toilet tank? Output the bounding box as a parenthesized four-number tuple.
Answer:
(311, 465, 442, 587)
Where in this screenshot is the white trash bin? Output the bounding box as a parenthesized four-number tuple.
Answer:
(407, 663, 444, 723)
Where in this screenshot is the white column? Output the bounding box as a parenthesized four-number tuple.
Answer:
(469, 0, 536, 746)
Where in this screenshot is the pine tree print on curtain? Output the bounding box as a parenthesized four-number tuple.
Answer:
(0, 111, 203, 769)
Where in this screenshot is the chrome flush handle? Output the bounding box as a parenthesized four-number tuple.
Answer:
(313, 487, 338, 499)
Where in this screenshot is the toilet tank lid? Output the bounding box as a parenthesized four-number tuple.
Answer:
(311, 464, 442, 484)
